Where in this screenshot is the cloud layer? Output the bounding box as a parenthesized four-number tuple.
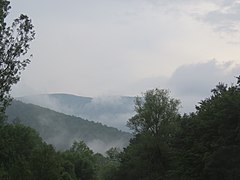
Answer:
(9, 0, 240, 100)
(17, 60, 240, 131)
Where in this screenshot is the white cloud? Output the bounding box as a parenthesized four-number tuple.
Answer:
(167, 60, 240, 112)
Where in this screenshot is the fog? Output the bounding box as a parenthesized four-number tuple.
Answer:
(39, 116, 130, 153)
(17, 60, 240, 133)
(18, 94, 135, 132)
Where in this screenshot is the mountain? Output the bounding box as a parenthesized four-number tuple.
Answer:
(17, 93, 136, 131)
(6, 100, 132, 154)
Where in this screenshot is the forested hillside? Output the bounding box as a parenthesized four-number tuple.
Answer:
(17, 94, 135, 131)
(6, 100, 131, 153)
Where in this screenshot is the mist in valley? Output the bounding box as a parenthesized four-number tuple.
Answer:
(17, 94, 135, 132)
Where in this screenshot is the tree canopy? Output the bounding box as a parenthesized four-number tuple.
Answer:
(116, 82, 240, 180)
(0, 0, 35, 118)
(117, 89, 181, 180)
(127, 89, 180, 136)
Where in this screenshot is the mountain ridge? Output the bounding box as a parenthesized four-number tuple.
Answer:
(16, 93, 136, 131)
(6, 100, 132, 153)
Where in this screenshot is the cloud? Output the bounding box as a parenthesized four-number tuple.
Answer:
(167, 60, 240, 112)
(202, 1, 240, 33)
(18, 94, 75, 115)
(10, 0, 240, 104)
(81, 96, 135, 131)
(143, 0, 240, 41)
(98, 60, 239, 114)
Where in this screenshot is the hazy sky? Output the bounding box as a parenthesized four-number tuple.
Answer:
(9, 0, 240, 111)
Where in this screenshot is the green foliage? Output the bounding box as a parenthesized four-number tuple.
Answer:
(127, 89, 180, 136)
(204, 146, 240, 180)
(61, 172, 74, 180)
(0, 123, 61, 179)
(101, 148, 121, 180)
(0, 0, 35, 118)
(172, 83, 240, 179)
(117, 89, 180, 180)
(117, 133, 169, 180)
(62, 140, 96, 180)
(0, 123, 89, 180)
(29, 144, 62, 180)
(70, 140, 94, 156)
(114, 83, 240, 180)
(106, 147, 121, 162)
(93, 149, 121, 180)
(60, 159, 76, 180)
(0, 124, 42, 165)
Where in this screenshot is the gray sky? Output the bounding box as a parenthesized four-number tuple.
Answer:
(9, 0, 240, 111)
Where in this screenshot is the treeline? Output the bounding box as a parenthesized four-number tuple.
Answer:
(1, 81, 239, 180)
(0, 123, 121, 179)
(112, 82, 240, 180)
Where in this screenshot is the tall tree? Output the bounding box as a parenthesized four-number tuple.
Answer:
(127, 89, 180, 137)
(118, 89, 180, 180)
(62, 140, 96, 180)
(0, 124, 43, 179)
(0, 0, 35, 119)
(29, 144, 62, 180)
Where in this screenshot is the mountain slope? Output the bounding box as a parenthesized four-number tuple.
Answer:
(17, 93, 135, 131)
(6, 100, 132, 153)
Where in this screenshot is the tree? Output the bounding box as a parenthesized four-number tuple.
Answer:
(236, 75, 240, 85)
(95, 148, 121, 180)
(29, 143, 62, 180)
(0, 123, 43, 179)
(116, 89, 180, 180)
(106, 147, 121, 162)
(59, 159, 76, 180)
(62, 140, 96, 180)
(127, 89, 180, 137)
(117, 133, 170, 180)
(173, 82, 240, 179)
(0, 0, 35, 119)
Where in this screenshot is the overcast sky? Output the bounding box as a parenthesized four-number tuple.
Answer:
(9, 0, 240, 112)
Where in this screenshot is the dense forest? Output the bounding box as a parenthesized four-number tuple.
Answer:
(1, 0, 240, 179)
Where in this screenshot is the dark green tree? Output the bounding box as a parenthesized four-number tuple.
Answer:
(0, 0, 35, 120)
(95, 148, 121, 180)
(29, 143, 62, 180)
(62, 140, 96, 180)
(127, 89, 180, 137)
(0, 124, 42, 179)
(106, 147, 121, 162)
(59, 159, 76, 180)
(173, 82, 240, 180)
(117, 133, 170, 180)
(118, 89, 180, 180)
